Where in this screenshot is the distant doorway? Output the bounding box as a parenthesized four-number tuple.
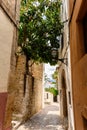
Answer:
(53, 95, 57, 102)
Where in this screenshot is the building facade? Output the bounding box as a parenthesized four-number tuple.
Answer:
(58, 0, 74, 130)
(69, 0, 87, 130)
(44, 91, 54, 104)
(0, 0, 20, 130)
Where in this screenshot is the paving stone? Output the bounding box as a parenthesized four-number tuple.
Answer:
(16, 103, 65, 130)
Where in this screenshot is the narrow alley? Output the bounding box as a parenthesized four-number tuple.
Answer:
(16, 103, 66, 130)
(1, 0, 87, 130)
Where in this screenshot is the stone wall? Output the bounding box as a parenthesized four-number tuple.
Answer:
(31, 63, 43, 114)
(12, 56, 43, 128)
(13, 55, 26, 115)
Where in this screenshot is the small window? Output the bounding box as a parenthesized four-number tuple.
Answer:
(47, 93, 48, 99)
(68, 92, 71, 105)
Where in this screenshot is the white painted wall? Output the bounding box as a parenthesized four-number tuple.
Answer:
(0, 8, 14, 92)
(44, 91, 53, 104)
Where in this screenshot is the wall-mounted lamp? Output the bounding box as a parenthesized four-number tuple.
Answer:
(51, 48, 68, 65)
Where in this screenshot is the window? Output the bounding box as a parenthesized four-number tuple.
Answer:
(68, 92, 71, 105)
(47, 93, 48, 99)
(76, 1, 87, 60)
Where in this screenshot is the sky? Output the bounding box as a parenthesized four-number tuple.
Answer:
(45, 63, 56, 79)
(44, 63, 57, 88)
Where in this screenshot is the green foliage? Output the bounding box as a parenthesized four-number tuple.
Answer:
(45, 87, 58, 96)
(52, 70, 58, 80)
(19, 0, 63, 65)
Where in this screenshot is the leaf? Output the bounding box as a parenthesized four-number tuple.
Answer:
(19, 0, 63, 65)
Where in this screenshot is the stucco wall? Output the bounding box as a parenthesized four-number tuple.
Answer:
(0, 8, 14, 92)
(1, 0, 20, 20)
(70, 0, 87, 130)
(0, 0, 20, 129)
(2, 0, 16, 14)
(44, 92, 53, 104)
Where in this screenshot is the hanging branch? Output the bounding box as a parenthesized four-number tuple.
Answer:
(19, 0, 63, 65)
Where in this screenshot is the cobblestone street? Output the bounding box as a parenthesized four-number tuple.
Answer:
(16, 103, 66, 130)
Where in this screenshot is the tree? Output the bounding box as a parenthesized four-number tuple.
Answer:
(18, 0, 63, 65)
(52, 69, 58, 80)
(45, 87, 58, 96)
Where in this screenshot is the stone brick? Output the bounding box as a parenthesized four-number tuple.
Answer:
(13, 55, 26, 114)
(11, 57, 43, 128)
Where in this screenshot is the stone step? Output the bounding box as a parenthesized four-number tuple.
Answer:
(11, 120, 21, 130)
